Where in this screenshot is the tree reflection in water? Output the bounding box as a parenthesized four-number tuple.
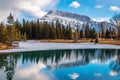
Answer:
(0, 49, 120, 80)
(109, 49, 120, 75)
(0, 53, 18, 80)
(20, 49, 117, 69)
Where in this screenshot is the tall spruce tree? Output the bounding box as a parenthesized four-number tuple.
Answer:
(85, 23, 90, 38)
(7, 13, 14, 45)
(56, 20, 61, 39)
(100, 23, 105, 40)
(0, 22, 4, 42)
(80, 29, 84, 38)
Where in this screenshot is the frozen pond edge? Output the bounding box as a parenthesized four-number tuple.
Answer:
(0, 41, 120, 53)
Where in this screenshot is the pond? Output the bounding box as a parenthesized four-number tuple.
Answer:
(0, 49, 120, 80)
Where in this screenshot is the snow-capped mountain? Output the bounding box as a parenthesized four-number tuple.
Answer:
(40, 10, 116, 32)
(41, 10, 91, 22)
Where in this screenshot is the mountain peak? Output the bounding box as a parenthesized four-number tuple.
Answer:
(42, 10, 91, 22)
(47, 10, 56, 15)
(40, 10, 116, 32)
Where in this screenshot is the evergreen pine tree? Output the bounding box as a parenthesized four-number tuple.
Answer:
(80, 29, 84, 38)
(7, 13, 14, 45)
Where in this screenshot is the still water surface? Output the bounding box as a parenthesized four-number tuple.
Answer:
(0, 49, 120, 80)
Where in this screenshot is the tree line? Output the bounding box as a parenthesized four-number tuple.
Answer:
(0, 13, 120, 45)
(0, 13, 73, 45)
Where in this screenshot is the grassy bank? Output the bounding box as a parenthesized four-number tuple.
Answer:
(40, 39, 90, 43)
(0, 43, 11, 50)
(99, 40, 120, 45)
(40, 39, 120, 45)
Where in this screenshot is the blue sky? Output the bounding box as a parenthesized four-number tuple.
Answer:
(55, 0, 120, 21)
(0, 0, 120, 22)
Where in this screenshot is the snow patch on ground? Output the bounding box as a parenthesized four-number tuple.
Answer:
(0, 41, 120, 53)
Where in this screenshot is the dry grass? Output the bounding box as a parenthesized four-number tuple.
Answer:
(40, 39, 90, 43)
(0, 43, 11, 50)
(40, 39, 74, 43)
(40, 39, 120, 45)
(98, 40, 120, 45)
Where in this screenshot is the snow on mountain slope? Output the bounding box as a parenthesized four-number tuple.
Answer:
(88, 22, 117, 32)
(40, 10, 116, 32)
(41, 10, 91, 22)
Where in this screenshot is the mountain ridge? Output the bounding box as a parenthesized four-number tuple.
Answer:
(40, 10, 116, 32)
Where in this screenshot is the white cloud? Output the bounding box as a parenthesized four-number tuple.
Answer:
(15, 62, 55, 80)
(0, 70, 6, 80)
(110, 6, 120, 12)
(92, 17, 110, 22)
(95, 5, 103, 9)
(69, 1, 80, 8)
(68, 73, 79, 80)
(109, 71, 118, 76)
(0, 0, 59, 22)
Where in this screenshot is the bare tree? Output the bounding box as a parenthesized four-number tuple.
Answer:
(110, 13, 120, 39)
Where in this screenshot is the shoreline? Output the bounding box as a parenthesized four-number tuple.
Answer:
(0, 41, 120, 53)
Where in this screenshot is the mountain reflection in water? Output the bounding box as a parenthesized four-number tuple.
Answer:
(0, 49, 120, 80)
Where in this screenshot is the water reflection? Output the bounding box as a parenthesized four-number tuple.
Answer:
(0, 49, 120, 80)
(0, 53, 18, 80)
(20, 49, 118, 69)
(109, 50, 120, 76)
